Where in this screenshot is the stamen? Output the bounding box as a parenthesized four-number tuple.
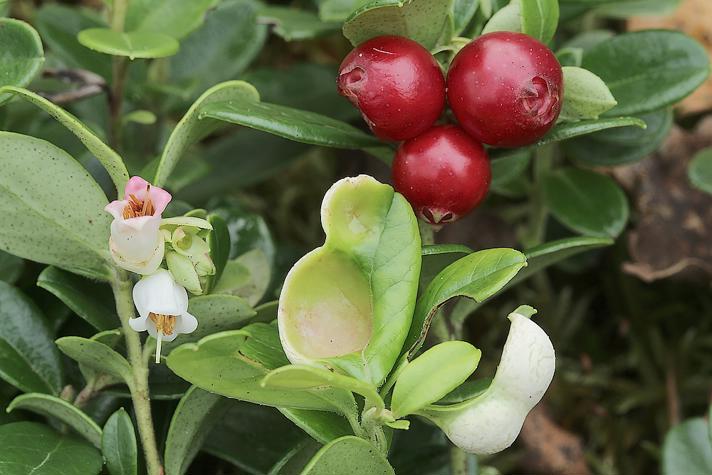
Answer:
(121, 185, 156, 219)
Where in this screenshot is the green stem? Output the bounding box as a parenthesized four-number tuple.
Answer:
(450, 446, 477, 475)
(522, 144, 555, 248)
(112, 271, 163, 475)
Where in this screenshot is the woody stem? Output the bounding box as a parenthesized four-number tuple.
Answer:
(112, 270, 163, 475)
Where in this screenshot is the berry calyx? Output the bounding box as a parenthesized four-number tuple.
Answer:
(447, 32, 563, 148)
(338, 35, 446, 142)
(392, 125, 491, 225)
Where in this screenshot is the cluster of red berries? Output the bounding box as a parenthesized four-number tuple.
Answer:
(338, 32, 563, 225)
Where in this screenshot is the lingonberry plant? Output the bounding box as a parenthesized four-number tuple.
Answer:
(0, 0, 709, 474)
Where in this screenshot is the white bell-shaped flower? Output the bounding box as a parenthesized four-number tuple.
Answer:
(130, 269, 198, 363)
(105, 176, 172, 275)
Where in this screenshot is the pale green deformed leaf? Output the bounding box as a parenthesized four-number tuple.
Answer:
(0, 18, 44, 105)
(78, 28, 179, 59)
(102, 409, 138, 475)
(7, 393, 102, 448)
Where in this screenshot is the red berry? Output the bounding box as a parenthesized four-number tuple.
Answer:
(447, 32, 563, 148)
(392, 125, 491, 225)
(338, 35, 446, 142)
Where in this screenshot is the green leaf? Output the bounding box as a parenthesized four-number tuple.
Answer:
(200, 99, 381, 150)
(78, 28, 180, 59)
(405, 248, 527, 357)
(318, 0, 367, 21)
(125, 0, 218, 40)
(560, 66, 617, 121)
(543, 168, 629, 238)
(594, 0, 681, 18)
(213, 250, 271, 306)
(279, 176, 421, 386)
(259, 7, 340, 41)
(564, 109, 673, 167)
(0, 131, 113, 280)
(520, 0, 559, 43)
(37, 266, 117, 331)
(537, 116, 646, 146)
(0, 86, 129, 196)
(7, 393, 102, 448)
(0, 250, 23, 284)
(102, 409, 138, 475)
(0, 18, 44, 105)
(0, 422, 103, 475)
(662, 418, 712, 475)
(392, 341, 481, 417)
(164, 387, 230, 475)
(123, 110, 156, 125)
(491, 150, 531, 191)
(301, 436, 394, 475)
(0, 281, 62, 394)
(582, 30, 710, 116)
(279, 408, 353, 444)
(689, 148, 712, 196)
(451, 0, 480, 36)
(154, 81, 260, 187)
(77, 329, 124, 389)
(342, 0, 452, 50)
(421, 244, 473, 256)
(167, 324, 358, 414)
(482, 2, 521, 36)
(56, 336, 132, 384)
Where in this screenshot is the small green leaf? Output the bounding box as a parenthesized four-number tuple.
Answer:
(7, 393, 102, 448)
(582, 30, 710, 116)
(0, 86, 128, 197)
(0, 281, 62, 394)
(123, 110, 156, 125)
(688, 148, 712, 196)
(543, 168, 629, 238)
(0, 422, 103, 475)
(0, 18, 44, 105)
(164, 387, 230, 475)
(342, 0, 452, 50)
(560, 66, 617, 121)
(213, 250, 271, 306)
(405, 248, 527, 357)
(301, 436, 395, 475)
(125, 0, 218, 40)
(259, 7, 340, 41)
(520, 0, 559, 43)
(392, 341, 481, 417)
(662, 418, 712, 475)
(37, 266, 117, 331)
(451, 0, 480, 36)
(482, 2, 521, 36)
(102, 409, 138, 475)
(204, 214, 230, 293)
(537, 116, 646, 146)
(78, 28, 179, 59)
(56, 336, 132, 384)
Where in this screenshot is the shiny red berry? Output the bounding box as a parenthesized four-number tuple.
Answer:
(447, 32, 563, 148)
(392, 125, 491, 225)
(338, 35, 446, 142)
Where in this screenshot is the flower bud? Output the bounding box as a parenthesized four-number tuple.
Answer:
(165, 251, 202, 295)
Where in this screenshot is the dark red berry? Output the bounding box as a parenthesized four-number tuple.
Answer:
(338, 35, 446, 142)
(447, 32, 563, 148)
(392, 125, 491, 225)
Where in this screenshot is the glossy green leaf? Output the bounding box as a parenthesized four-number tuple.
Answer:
(78, 28, 179, 59)
(0, 86, 128, 196)
(7, 393, 102, 448)
(342, 0, 452, 50)
(37, 266, 117, 331)
(56, 336, 132, 384)
(213, 250, 271, 306)
(481, 2, 521, 35)
(565, 109, 673, 167)
(125, 0, 218, 40)
(259, 7, 340, 41)
(102, 409, 138, 475)
(279, 176, 421, 386)
(688, 148, 712, 196)
(0, 250, 23, 284)
(537, 116, 646, 146)
(582, 30, 710, 116)
(154, 81, 260, 187)
(662, 418, 712, 475)
(301, 436, 394, 475)
(405, 248, 527, 356)
(204, 213, 230, 293)
(0, 281, 62, 394)
(392, 341, 481, 417)
(520, 0, 559, 43)
(165, 387, 230, 475)
(77, 329, 124, 389)
(0, 131, 113, 280)
(560, 66, 617, 121)
(0, 18, 44, 105)
(167, 324, 358, 415)
(0, 422, 103, 475)
(543, 168, 629, 238)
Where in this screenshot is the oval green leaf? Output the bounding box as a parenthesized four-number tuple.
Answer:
(543, 168, 629, 238)
(0, 18, 44, 105)
(102, 408, 138, 475)
(521, 0, 559, 43)
(125, 0, 218, 40)
(688, 148, 712, 196)
(301, 436, 394, 475)
(560, 66, 617, 121)
(392, 341, 481, 417)
(78, 28, 180, 59)
(259, 7, 340, 41)
(56, 336, 132, 384)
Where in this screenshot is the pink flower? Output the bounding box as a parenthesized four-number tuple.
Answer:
(105, 176, 172, 274)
